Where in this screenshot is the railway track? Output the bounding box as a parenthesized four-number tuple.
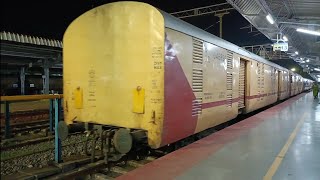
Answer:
(1, 109, 50, 138)
(0, 119, 50, 138)
(2, 141, 161, 180)
(0, 110, 49, 126)
(1, 131, 85, 156)
(0, 135, 52, 151)
(94, 156, 157, 179)
(47, 156, 158, 180)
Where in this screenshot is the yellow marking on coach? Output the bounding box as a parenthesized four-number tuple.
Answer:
(133, 87, 145, 114)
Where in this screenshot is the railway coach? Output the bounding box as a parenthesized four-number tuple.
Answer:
(59, 1, 309, 157)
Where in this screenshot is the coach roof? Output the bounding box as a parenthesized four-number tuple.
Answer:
(160, 10, 288, 72)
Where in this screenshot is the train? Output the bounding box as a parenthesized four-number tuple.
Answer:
(303, 78, 313, 91)
(59, 2, 313, 159)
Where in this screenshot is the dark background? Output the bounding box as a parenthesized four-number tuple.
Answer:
(1, 0, 271, 46)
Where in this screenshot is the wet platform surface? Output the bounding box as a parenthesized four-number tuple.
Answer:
(117, 92, 320, 180)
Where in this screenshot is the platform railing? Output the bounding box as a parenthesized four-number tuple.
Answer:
(0, 94, 63, 163)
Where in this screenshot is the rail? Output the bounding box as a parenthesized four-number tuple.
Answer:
(0, 94, 63, 163)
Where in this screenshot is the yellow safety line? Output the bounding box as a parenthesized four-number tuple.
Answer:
(263, 112, 307, 180)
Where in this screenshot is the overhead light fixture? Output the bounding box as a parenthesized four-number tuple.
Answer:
(300, 57, 303, 60)
(301, 61, 305, 63)
(295, 51, 299, 55)
(314, 68, 320, 71)
(297, 28, 320, 36)
(306, 59, 310, 62)
(266, 14, 274, 24)
(283, 36, 288, 41)
(291, 68, 296, 71)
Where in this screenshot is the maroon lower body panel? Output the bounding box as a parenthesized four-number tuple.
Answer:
(161, 39, 197, 146)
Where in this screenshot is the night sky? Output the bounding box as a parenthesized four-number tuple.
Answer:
(1, 0, 271, 46)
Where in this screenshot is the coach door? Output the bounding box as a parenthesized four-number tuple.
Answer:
(277, 70, 281, 100)
(238, 59, 246, 110)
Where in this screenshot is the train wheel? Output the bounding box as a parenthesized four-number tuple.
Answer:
(113, 128, 133, 154)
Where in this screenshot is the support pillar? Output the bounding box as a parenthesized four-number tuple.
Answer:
(49, 99, 54, 133)
(55, 98, 62, 163)
(43, 60, 50, 94)
(215, 12, 229, 38)
(20, 67, 25, 95)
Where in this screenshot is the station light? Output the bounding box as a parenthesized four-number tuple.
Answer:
(266, 14, 274, 24)
(295, 51, 299, 55)
(297, 28, 320, 36)
(291, 68, 296, 71)
(283, 36, 288, 41)
(306, 59, 310, 62)
(314, 68, 320, 71)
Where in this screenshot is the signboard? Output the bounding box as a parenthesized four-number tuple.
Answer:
(273, 42, 288, 52)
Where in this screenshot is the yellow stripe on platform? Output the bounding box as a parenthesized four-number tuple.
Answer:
(263, 112, 307, 180)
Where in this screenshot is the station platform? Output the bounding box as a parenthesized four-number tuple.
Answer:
(117, 92, 319, 180)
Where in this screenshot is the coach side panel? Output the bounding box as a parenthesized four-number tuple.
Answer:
(163, 28, 239, 145)
(279, 70, 290, 100)
(194, 42, 239, 133)
(245, 61, 278, 113)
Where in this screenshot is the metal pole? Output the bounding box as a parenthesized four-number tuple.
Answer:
(55, 98, 62, 163)
(219, 15, 223, 38)
(278, 21, 320, 27)
(44, 67, 50, 94)
(43, 59, 50, 94)
(215, 12, 229, 38)
(49, 99, 54, 133)
(5, 101, 11, 138)
(20, 67, 25, 95)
